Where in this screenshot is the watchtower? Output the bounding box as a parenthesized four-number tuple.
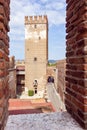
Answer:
(25, 15, 48, 94)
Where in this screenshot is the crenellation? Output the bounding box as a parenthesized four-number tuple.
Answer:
(34, 16, 37, 21)
(25, 15, 47, 24)
(29, 16, 33, 21)
(39, 15, 42, 20)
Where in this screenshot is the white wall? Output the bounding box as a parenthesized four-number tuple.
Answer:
(47, 83, 66, 112)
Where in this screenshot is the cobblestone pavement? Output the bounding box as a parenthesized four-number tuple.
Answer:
(5, 112, 83, 130)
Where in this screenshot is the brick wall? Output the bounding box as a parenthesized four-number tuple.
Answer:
(66, 0, 87, 128)
(0, 0, 10, 129)
(57, 59, 66, 104)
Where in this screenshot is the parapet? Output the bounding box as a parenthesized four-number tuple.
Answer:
(25, 15, 48, 25)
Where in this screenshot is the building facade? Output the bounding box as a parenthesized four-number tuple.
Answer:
(25, 15, 48, 94)
(16, 60, 25, 95)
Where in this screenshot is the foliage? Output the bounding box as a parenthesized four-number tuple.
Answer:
(48, 62, 56, 66)
(28, 90, 34, 96)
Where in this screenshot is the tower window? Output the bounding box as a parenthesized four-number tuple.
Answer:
(39, 36, 41, 40)
(34, 57, 37, 61)
(34, 24, 37, 28)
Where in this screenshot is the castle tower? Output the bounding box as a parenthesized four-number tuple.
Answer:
(25, 15, 48, 94)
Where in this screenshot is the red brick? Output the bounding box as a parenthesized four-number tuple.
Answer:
(65, 92, 71, 101)
(78, 79, 87, 87)
(0, 70, 5, 77)
(77, 94, 87, 105)
(0, 108, 3, 119)
(68, 57, 84, 64)
(66, 0, 87, 128)
(0, 97, 5, 107)
(78, 86, 87, 95)
(0, 61, 5, 69)
(76, 33, 87, 41)
(0, 51, 4, 59)
(0, 79, 4, 88)
(78, 22, 87, 32)
(0, 1, 10, 129)
(66, 70, 87, 79)
(0, 89, 4, 99)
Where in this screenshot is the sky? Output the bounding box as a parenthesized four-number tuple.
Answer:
(9, 0, 66, 60)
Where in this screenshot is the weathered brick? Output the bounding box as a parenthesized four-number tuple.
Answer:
(0, 89, 4, 99)
(78, 109, 87, 121)
(78, 79, 87, 87)
(0, 51, 4, 59)
(68, 57, 84, 64)
(66, 0, 87, 128)
(0, 108, 3, 120)
(77, 95, 87, 105)
(65, 92, 71, 101)
(0, 1, 10, 129)
(78, 86, 87, 96)
(0, 61, 5, 69)
(0, 97, 5, 107)
(76, 33, 87, 41)
(65, 76, 77, 84)
(0, 69, 5, 77)
(66, 87, 77, 97)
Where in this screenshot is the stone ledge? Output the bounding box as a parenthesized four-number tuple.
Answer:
(5, 112, 83, 130)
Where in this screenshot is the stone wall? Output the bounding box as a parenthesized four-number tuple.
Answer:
(47, 84, 66, 111)
(9, 56, 15, 68)
(9, 68, 16, 98)
(9, 56, 16, 98)
(66, 0, 87, 128)
(57, 59, 66, 103)
(0, 0, 10, 129)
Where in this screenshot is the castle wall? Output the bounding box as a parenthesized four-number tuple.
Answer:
(57, 59, 66, 103)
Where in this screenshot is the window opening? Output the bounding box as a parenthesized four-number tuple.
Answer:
(34, 24, 37, 28)
(34, 57, 37, 61)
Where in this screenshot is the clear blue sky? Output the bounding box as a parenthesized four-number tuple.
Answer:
(9, 0, 66, 60)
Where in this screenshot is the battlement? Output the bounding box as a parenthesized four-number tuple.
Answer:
(25, 15, 48, 24)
